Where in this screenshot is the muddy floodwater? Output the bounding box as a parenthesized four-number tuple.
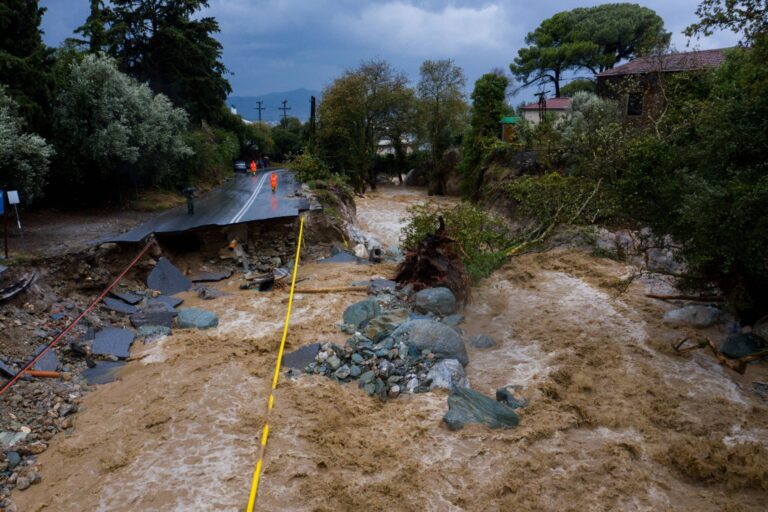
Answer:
(15, 184, 768, 511)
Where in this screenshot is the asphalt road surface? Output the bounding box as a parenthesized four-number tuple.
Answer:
(109, 169, 309, 243)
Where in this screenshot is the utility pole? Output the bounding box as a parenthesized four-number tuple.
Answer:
(254, 100, 265, 122)
(309, 96, 317, 151)
(279, 100, 291, 125)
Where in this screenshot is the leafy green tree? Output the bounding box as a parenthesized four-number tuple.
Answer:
(72, 0, 109, 53)
(53, 54, 191, 200)
(0, 88, 53, 204)
(570, 4, 670, 74)
(318, 60, 412, 192)
(271, 117, 306, 161)
(560, 78, 596, 96)
(510, 11, 595, 97)
(460, 71, 509, 197)
(686, 0, 768, 42)
(511, 4, 669, 96)
(0, 0, 54, 133)
(417, 59, 467, 194)
(101, 0, 231, 122)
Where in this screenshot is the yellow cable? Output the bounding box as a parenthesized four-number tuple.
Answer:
(246, 215, 305, 512)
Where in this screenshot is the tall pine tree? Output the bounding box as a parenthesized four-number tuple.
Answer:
(0, 0, 54, 134)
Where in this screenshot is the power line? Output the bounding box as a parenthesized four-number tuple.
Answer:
(279, 100, 291, 124)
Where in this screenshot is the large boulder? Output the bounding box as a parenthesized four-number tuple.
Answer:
(663, 305, 721, 328)
(177, 308, 219, 330)
(147, 257, 192, 296)
(391, 319, 469, 366)
(720, 333, 766, 359)
(413, 287, 457, 316)
(92, 328, 135, 359)
(427, 359, 469, 390)
(443, 387, 520, 431)
(342, 299, 381, 327)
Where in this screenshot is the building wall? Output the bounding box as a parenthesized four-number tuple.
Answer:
(521, 109, 568, 126)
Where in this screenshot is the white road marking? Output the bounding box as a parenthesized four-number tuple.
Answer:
(231, 173, 268, 224)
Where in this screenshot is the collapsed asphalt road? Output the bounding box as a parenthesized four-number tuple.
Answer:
(109, 169, 310, 243)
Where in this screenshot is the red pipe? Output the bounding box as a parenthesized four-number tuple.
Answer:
(0, 238, 156, 397)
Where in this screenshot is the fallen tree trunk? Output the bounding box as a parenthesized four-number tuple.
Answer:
(646, 293, 724, 302)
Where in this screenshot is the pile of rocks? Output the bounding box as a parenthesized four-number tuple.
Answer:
(296, 284, 523, 430)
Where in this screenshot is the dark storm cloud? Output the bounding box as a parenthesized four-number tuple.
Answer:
(39, 1, 738, 99)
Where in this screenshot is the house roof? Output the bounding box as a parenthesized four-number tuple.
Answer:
(520, 97, 572, 110)
(500, 116, 521, 124)
(597, 48, 730, 77)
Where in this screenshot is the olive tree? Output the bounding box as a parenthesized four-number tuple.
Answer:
(53, 54, 191, 198)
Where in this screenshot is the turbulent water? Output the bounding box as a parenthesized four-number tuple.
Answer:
(15, 184, 768, 511)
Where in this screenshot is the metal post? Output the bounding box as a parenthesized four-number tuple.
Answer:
(255, 100, 265, 122)
(3, 192, 8, 259)
(13, 204, 25, 251)
(279, 100, 291, 125)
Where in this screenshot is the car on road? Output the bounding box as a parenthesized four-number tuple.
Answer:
(233, 160, 247, 173)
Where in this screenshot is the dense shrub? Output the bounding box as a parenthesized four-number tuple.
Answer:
(288, 149, 333, 182)
(401, 202, 513, 282)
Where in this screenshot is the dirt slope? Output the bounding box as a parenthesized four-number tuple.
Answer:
(13, 186, 768, 511)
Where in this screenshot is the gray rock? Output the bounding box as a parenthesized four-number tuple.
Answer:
(471, 335, 497, 349)
(364, 311, 409, 341)
(496, 385, 528, 409)
(391, 319, 469, 366)
(101, 297, 138, 315)
(388, 385, 401, 398)
(351, 353, 364, 364)
(284, 344, 321, 370)
(177, 308, 219, 329)
(427, 359, 469, 390)
(15, 476, 30, 491)
(147, 257, 192, 295)
(0, 431, 28, 448)
(360, 370, 376, 384)
(334, 365, 350, 379)
(350, 365, 362, 378)
(663, 305, 722, 328)
(195, 285, 227, 300)
(720, 333, 766, 359)
(443, 387, 520, 431)
(414, 287, 457, 316)
(92, 328, 135, 359)
(342, 299, 381, 327)
(442, 314, 464, 328)
(5, 451, 20, 470)
(31, 345, 58, 372)
(754, 317, 768, 342)
(327, 355, 342, 370)
(405, 377, 419, 393)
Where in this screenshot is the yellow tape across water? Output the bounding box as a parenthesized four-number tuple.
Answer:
(246, 215, 305, 511)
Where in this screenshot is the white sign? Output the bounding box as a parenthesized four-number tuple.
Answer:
(7, 191, 19, 205)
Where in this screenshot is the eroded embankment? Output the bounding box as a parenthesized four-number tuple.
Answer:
(14, 185, 768, 511)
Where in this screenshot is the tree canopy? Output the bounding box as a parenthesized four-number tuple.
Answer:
(686, 0, 768, 43)
(0, 0, 54, 133)
(79, 0, 231, 122)
(511, 4, 669, 97)
(53, 54, 191, 199)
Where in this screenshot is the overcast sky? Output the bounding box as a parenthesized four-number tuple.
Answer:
(39, 0, 738, 100)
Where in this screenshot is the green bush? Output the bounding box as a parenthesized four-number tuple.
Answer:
(401, 202, 513, 282)
(288, 149, 333, 182)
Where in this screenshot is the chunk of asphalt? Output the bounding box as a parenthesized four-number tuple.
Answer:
(148, 295, 184, 310)
(130, 303, 176, 329)
(32, 345, 58, 372)
(0, 360, 16, 378)
(92, 328, 135, 359)
(191, 270, 232, 283)
(147, 257, 192, 295)
(102, 297, 139, 315)
(283, 343, 321, 370)
(109, 291, 143, 305)
(82, 361, 126, 385)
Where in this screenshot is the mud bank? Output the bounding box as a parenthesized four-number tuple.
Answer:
(13, 185, 768, 511)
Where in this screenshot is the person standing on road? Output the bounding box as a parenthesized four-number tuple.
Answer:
(250, 160, 257, 176)
(182, 186, 198, 215)
(270, 171, 278, 193)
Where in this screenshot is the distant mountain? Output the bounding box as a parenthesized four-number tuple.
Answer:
(228, 88, 321, 123)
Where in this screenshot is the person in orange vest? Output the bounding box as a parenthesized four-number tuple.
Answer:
(270, 171, 278, 193)
(250, 160, 257, 176)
